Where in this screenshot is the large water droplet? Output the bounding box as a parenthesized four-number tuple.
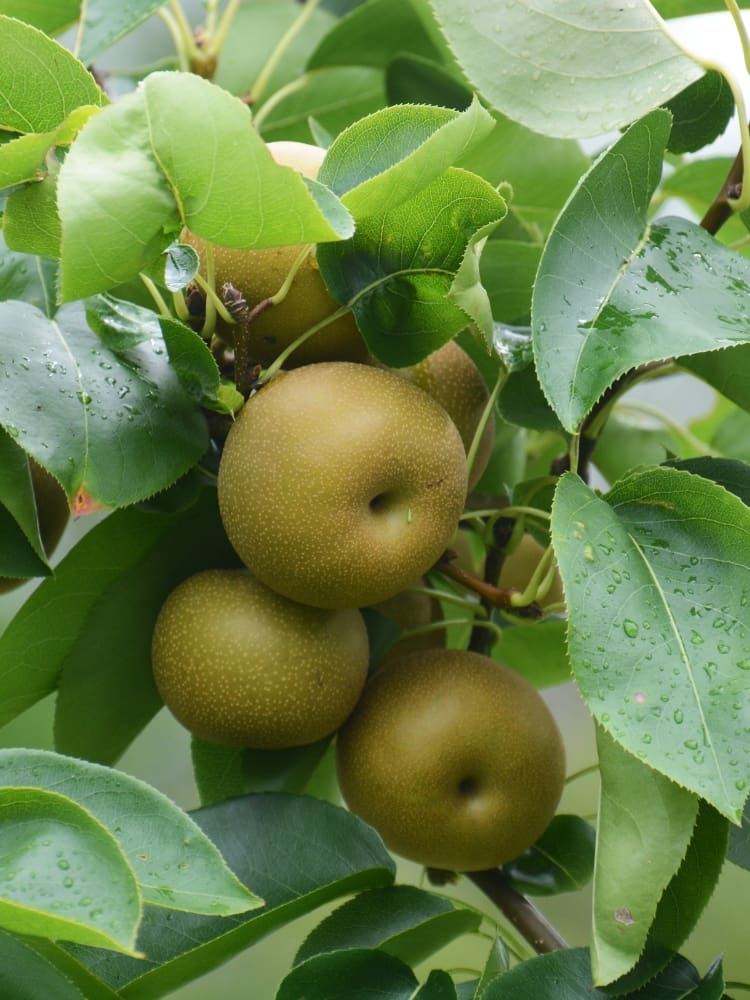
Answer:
(623, 619, 639, 638)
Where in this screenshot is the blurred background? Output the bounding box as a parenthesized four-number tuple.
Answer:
(2, 2, 750, 996)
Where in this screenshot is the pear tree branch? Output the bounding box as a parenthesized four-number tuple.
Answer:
(466, 869, 569, 954)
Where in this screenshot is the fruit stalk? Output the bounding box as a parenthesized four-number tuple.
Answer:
(466, 869, 568, 955)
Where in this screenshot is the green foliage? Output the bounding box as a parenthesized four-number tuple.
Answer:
(1, 0, 749, 995)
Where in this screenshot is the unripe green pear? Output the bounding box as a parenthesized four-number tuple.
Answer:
(151, 569, 369, 748)
(336, 648, 566, 871)
(0, 460, 69, 594)
(217, 362, 468, 610)
(391, 341, 495, 490)
(185, 140, 367, 367)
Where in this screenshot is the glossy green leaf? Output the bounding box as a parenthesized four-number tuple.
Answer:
(0, 786, 141, 953)
(66, 794, 396, 997)
(666, 458, 750, 506)
(320, 100, 495, 220)
(491, 619, 571, 688)
(308, 0, 442, 70)
(728, 797, 750, 869)
(505, 815, 595, 897)
(3, 168, 62, 260)
(278, 947, 418, 1000)
(0, 105, 99, 189)
(482, 241, 541, 324)
(76, 0, 167, 64)
(551, 468, 750, 821)
(534, 112, 750, 433)
(416, 970, 459, 1000)
(665, 71, 734, 155)
(681, 346, 750, 413)
(593, 413, 683, 487)
(318, 167, 505, 365)
(0, 430, 50, 577)
(0, 301, 208, 507)
(191, 736, 332, 806)
(0, 489, 237, 754)
(0, 231, 57, 313)
(606, 796, 728, 993)
(428, 0, 702, 139)
(481, 947, 709, 998)
(0, 749, 260, 917)
(386, 54, 471, 111)
(9, 935, 123, 1000)
(259, 66, 386, 144)
(58, 73, 353, 300)
(477, 937, 509, 995)
(0, 929, 116, 1000)
(295, 886, 479, 967)
(0, 16, 107, 134)
(592, 730, 698, 984)
(711, 409, 750, 462)
(0, 1, 79, 35)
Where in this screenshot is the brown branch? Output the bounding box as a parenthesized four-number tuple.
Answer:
(700, 147, 743, 236)
(466, 869, 569, 954)
(437, 552, 542, 620)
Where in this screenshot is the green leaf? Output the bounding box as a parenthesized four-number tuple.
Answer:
(0, 15, 107, 134)
(665, 71, 734, 155)
(0, 230, 57, 313)
(65, 794, 396, 997)
(3, 167, 62, 260)
(0, 430, 50, 577)
(416, 970, 459, 1000)
(482, 241, 541, 324)
(0, 929, 114, 1000)
(58, 73, 353, 300)
(308, 0, 442, 70)
(320, 99, 495, 220)
(0, 749, 261, 917)
(505, 815, 595, 897)
(386, 54, 472, 111)
(592, 730, 699, 984)
(318, 167, 505, 365)
(76, 0, 168, 64)
(160, 318, 222, 408)
(0, 489, 237, 754)
(0, 301, 208, 508)
(428, 0, 702, 139)
(551, 468, 750, 821)
(191, 736, 332, 806)
(0, 786, 141, 953)
(534, 112, 750, 432)
(728, 797, 750, 870)
(0, 105, 100, 189)
(278, 948, 418, 1000)
(606, 796, 728, 993)
(680, 346, 750, 413)
(666, 458, 750, 506)
(295, 885, 480, 967)
(652, 1, 750, 17)
(477, 937, 509, 995)
(481, 948, 708, 998)
(0, 1, 79, 35)
(259, 67, 386, 144)
(491, 619, 571, 688)
(593, 413, 683, 487)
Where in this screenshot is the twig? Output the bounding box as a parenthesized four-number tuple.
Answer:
(700, 147, 744, 236)
(467, 869, 569, 954)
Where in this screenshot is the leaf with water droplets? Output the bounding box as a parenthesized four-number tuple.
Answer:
(0, 749, 262, 916)
(534, 111, 750, 433)
(551, 466, 750, 821)
(0, 786, 141, 954)
(427, 0, 702, 139)
(0, 300, 207, 507)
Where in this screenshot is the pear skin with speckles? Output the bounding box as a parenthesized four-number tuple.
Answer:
(392, 340, 495, 490)
(217, 362, 468, 610)
(336, 648, 566, 872)
(151, 569, 369, 748)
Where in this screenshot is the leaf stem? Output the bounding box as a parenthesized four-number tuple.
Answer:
(261, 304, 352, 380)
(565, 762, 600, 785)
(209, 0, 242, 57)
(614, 400, 718, 457)
(247, 0, 322, 106)
(726, 0, 750, 73)
(436, 555, 542, 620)
(158, 7, 191, 72)
(139, 273, 172, 318)
(406, 585, 484, 613)
(467, 363, 506, 486)
(73, 0, 87, 60)
(253, 74, 311, 131)
(466, 870, 568, 954)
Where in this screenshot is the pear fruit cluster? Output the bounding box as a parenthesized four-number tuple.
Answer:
(151, 139, 565, 873)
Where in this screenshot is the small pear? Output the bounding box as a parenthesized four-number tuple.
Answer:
(336, 648, 566, 871)
(151, 569, 369, 748)
(217, 362, 468, 609)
